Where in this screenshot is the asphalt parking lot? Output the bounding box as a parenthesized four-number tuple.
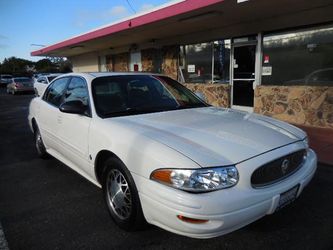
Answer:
(0, 88, 332, 250)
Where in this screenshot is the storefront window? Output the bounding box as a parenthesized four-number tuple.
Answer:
(182, 43, 213, 83)
(262, 25, 333, 86)
(180, 40, 231, 84)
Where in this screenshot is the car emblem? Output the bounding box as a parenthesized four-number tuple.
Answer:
(281, 159, 289, 174)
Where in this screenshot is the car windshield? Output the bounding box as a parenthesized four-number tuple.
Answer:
(92, 75, 208, 118)
(14, 78, 32, 83)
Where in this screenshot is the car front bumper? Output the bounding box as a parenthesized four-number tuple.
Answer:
(133, 143, 317, 239)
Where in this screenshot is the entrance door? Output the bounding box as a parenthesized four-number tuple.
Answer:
(231, 43, 256, 111)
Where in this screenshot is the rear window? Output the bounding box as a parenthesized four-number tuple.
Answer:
(47, 76, 57, 82)
(14, 78, 32, 83)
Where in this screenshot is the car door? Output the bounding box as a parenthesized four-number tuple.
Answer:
(56, 76, 92, 175)
(38, 77, 70, 152)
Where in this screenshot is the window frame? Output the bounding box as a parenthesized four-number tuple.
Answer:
(63, 76, 92, 117)
(42, 76, 92, 117)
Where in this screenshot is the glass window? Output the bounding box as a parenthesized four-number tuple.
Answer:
(43, 77, 69, 107)
(213, 39, 231, 83)
(262, 25, 333, 86)
(47, 76, 57, 83)
(38, 77, 47, 84)
(63, 77, 89, 106)
(92, 75, 207, 118)
(181, 43, 213, 83)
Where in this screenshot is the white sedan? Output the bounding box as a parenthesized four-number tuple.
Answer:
(28, 73, 317, 239)
(33, 74, 62, 96)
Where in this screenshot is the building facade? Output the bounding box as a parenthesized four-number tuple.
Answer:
(32, 0, 333, 163)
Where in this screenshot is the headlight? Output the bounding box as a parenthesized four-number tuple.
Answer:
(150, 166, 239, 193)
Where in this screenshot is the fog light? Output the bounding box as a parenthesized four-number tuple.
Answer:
(177, 215, 209, 224)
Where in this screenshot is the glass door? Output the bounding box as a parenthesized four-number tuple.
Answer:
(231, 43, 256, 111)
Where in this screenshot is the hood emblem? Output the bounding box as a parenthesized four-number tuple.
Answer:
(281, 159, 290, 174)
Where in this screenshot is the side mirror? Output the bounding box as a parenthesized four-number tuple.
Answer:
(59, 100, 87, 115)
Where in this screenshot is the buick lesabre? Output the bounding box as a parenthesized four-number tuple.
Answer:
(28, 73, 317, 238)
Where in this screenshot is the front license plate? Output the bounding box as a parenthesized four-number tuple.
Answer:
(276, 185, 299, 211)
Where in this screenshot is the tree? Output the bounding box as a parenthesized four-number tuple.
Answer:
(0, 57, 34, 76)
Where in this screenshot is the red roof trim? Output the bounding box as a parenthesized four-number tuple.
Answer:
(31, 0, 223, 56)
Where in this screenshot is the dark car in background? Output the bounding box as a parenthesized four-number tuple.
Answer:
(6, 77, 34, 95)
(0, 74, 13, 87)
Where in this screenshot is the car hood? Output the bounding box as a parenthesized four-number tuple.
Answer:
(108, 107, 306, 167)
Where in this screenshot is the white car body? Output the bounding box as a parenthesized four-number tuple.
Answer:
(33, 74, 62, 96)
(28, 72, 317, 239)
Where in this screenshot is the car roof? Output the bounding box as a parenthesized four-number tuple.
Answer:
(44, 73, 62, 77)
(13, 77, 32, 79)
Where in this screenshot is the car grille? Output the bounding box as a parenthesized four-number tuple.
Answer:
(251, 149, 307, 188)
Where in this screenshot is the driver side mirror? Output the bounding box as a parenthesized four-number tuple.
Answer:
(59, 100, 87, 115)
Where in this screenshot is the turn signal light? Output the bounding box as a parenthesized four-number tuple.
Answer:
(150, 169, 172, 184)
(177, 215, 209, 224)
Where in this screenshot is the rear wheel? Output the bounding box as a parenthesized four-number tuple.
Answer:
(34, 128, 48, 158)
(102, 157, 146, 231)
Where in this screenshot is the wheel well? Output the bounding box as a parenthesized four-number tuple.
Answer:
(95, 150, 120, 184)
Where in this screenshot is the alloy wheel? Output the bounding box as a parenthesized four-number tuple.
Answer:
(106, 169, 132, 220)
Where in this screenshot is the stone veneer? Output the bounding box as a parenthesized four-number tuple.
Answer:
(184, 83, 230, 108)
(113, 53, 129, 72)
(254, 85, 333, 128)
(162, 46, 178, 80)
(141, 48, 157, 72)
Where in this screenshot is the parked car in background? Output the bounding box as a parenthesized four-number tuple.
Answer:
(7, 77, 34, 94)
(0, 74, 13, 87)
(28, 72, 317, 239)
(34, 74, 62, 96)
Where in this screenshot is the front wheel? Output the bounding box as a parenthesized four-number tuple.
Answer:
(102, 158, 146, 231)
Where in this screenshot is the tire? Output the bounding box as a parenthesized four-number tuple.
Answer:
(34, 127, 49, 159)
(102, 157, 146, 231)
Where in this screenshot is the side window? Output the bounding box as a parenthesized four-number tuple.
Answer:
(63, 77, 89, 106)
(43, 77, 69, 107)
(37, 77, 46, 84)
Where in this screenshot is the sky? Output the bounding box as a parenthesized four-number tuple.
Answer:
(0, 0, 172, 63)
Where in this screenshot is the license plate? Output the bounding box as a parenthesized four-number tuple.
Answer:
(276, 185, 299, 211)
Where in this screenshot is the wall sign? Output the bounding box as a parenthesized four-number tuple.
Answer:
(262, 66, 272, 76)
(187, 64, 195, 73)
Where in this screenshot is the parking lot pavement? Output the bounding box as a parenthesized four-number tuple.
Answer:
(0, 88, 332, 250)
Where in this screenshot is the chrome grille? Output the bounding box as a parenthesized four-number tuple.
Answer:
(251, 149, 306, 188)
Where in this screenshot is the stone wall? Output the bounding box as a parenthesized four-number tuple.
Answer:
(162, 46, 178, 80)
(105, 55, 113, 71)
(113, 53, 129, 72)
(184, 83, 230, 107)
(141, 49, 155, 72)
(254, 85, 333, 128)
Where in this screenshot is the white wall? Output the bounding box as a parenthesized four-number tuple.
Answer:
(70, 52, 99, 72)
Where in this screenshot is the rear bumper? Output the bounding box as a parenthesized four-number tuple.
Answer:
(133, 144, 317, 239)
(14, 87, 34, 92)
